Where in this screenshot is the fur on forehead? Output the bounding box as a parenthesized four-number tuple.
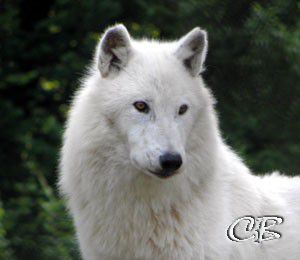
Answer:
(122, 43, 195, 87)
(102, 40, 202, 87)
(99, 44, 204, 99)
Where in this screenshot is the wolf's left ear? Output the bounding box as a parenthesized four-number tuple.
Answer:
(97, 24, 132, 77)
(175, 27, 208, 76)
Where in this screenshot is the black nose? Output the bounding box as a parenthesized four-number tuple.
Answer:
(159, 152, 182, 172)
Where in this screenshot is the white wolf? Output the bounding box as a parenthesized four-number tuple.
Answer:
(59, 24, 300, 260)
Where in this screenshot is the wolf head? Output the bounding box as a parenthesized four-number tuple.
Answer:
(86, 24, 216, 179)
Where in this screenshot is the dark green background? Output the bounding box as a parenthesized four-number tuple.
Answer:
(0, 0, 299, 259)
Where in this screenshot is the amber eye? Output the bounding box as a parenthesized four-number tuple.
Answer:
(133, 101, 149, 113)
(178, 104, 188, 115)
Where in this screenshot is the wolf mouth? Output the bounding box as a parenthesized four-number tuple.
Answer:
(147, 169, 179, 179)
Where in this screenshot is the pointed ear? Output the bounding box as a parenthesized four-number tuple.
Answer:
(97, 24, 132, 77)
(174, 27, 208, 76)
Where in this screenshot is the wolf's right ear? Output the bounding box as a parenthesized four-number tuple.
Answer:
(97, 24, 132, 77)
(175, 27, 208, 76)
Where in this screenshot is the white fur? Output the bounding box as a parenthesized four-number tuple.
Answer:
(59, 24, 300, 260)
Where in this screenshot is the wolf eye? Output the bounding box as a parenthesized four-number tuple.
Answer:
(178, 104, 188, 115)
(133, 101, 149, 113)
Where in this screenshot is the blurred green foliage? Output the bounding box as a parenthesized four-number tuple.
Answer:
(0, 0, 299, 259)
